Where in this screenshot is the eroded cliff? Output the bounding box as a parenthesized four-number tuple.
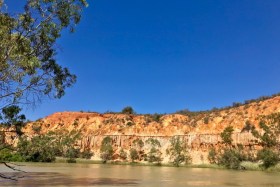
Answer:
(5, 95, 280, 164)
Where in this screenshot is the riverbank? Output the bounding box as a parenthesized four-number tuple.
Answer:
(54, 157, 280, 172)
(3, 162, 280, 187)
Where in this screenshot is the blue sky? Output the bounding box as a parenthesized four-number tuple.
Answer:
(8, 0, 280, 120)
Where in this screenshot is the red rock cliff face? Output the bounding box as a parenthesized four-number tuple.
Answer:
(8, 96, 280, 164)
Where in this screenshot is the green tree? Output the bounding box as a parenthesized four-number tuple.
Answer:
(0, 0, 87, 180)
(121, 106, 135, 115)
(0, 148, 24, 162)
(17, 133, 57, 162)
(129, 148, 138, 162)
(100, 136, 113, 163)
(218, 126, 247, 169)
(57, 130, 81, 162)
(0, 0, 88, 109)
(257, 148, 279, 169)
(132, 138, 144, 160)
(0, 105, 26, 135)
(133, 138, 144, 151)
(208, 148, 217, 164)
(166, 136, 191, 167)
(252, 121, 278, 148)
(79, 149, 93, 159)
(119, 148, 127, 160)
(217, 148, 245, 169)
(145, 138, 162, 164)
(221, 126, 234, 145)
(251, 114, 280, 169)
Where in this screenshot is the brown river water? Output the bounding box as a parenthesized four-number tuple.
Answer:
(1, 163, 280, 187)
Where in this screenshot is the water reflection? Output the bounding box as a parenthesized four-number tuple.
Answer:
(0, 172, 139, 187)
(1, 164, 280, 187)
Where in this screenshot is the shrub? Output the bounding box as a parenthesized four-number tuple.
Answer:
(257, 148, 279, 169)
(203, 117, 209, 124)
(146, 138, 162, 164)
(100, 137, 113, 163)
(73, 119, 79, 126)
(145, 138, 161, 147)
(133, 138, 144, 150)
(208, 148, 217, 164)
(121, 106, 135, 115)
(0, 148, 25, 162)
(147, 147, 161, 163)
(130, 148, 138, 162)
(166, 136, 191, 166)
(221, 126, 234, 145)
(252, 121, 278, 148)
(32, 123, 42, 134)
(152, 113, 162, 122)
(241, 121, 255, 133)
(126, 121, 134, 126)
(119, 149, 127, 160)
(17, 135, 57, 162)
(66, 147, 80, 163)
(217, 148, 245, 169)
(80, 149, 94, 159)
(232, 102, 242, 107)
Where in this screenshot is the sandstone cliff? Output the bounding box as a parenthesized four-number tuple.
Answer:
(6, 95, 280, 164)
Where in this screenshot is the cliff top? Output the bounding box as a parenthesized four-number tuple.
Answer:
(23, 95, 280, 136)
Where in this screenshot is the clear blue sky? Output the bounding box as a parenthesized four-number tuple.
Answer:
(8, 0, 280, 120)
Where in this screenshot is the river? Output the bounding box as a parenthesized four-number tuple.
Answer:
(0, 163, 280, 187)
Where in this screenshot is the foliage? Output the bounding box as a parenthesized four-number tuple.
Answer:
(166, 136, 191, 166)
(145, 138, 162, 163)
(252, 120, 279, 148)
(48, 130, 81, 161)
(203, 117, 209, 124)
(257, 148, 279, 169)
(249, 114, 280, 169)
(144, 113, 163, 123)
(147, 147, 162, 163)
(16, 130, 81, 162)
(65, 147, 79, 163)
(79, 149, 93, 159)
(175, 93, 280, 116)
(221, 126, 234, 145)
(208, 148, 217, 164)
(145, 138, 161, 147)
(0, 0, 87, 179)
(121, 106, 135, 115)
(232, 102, 242, 107)
(217, 148, 245, 169)
(100, 136, 113, 163)
(0, 148, 25, 162)
(241, 121, 255, 133)
(133, 138, 144, 151)
(129, 148, 138, 162)
(0, 0, 88, 109)
(126, 121, 134, 126)
(217, 127, 249, 169)
(17, 134, 57, 162)
(0, 105, 26, 135)
(32, 123, 42, 134)
(151, 113, 162, 122)
(119, 148, 127, 160)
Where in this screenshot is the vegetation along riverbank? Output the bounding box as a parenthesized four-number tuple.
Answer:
(1, 94, 280, 172)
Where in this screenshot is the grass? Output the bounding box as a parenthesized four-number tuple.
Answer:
(240, 161, 262, 171)
(44, 157, 280, 172)
(265, 163, 280, 172)
(55, 157, 103, 164)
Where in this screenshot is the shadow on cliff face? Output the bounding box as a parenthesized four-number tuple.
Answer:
(0, 172, 139, 186)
